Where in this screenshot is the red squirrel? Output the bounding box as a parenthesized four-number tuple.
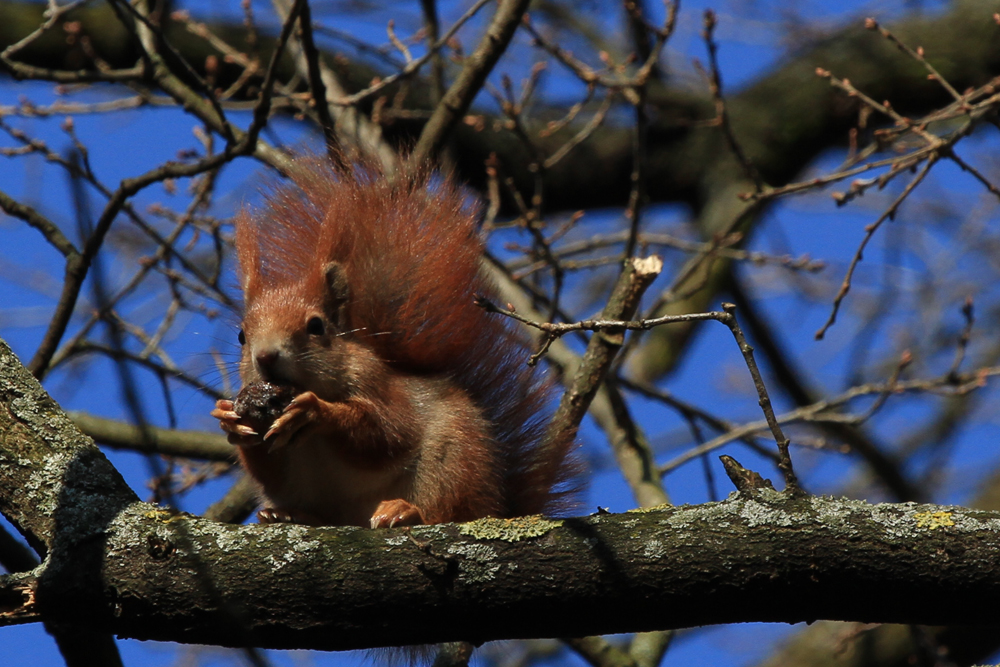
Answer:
(211, 160, 576, 528)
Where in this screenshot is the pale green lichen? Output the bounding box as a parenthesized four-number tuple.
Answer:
(447, 542, 501, 581)
(663, 510, 700, 529)
(739, 498, 795, 528)
(214, 525, 257, 552)
(458, 515, 563, 542)
(281, 524, 322, 552)
(25, 451, 74, 516)
(411, 524, 450, 540)
(809, 495, 861, 529)
(267, 552, 298, 571)
(949, 511, 1000, 533)
(642, 538, 666, 558)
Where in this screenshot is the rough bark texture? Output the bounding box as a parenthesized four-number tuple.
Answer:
(12, 482, 1000, 650)
(57, 493, 1000, 649)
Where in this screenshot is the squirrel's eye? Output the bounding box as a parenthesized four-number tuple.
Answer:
(238, 330, 246, 346)
(307, 317, 325, 336)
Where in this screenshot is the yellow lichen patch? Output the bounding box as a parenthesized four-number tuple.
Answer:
(143, 508, 187, 524)
(459, 515, 563, 542)
(914, 511, 954, 530)
(626, 503, 672, 513)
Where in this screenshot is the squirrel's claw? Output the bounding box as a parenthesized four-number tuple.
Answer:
(257, 507, 297, 524)
(212, 408, 245, 425)
(257, 507, 326, 525)
(213, 399, 260, 446)
(370, 499, 426, 529)
(263, 391, 319, 446)
(210, 399, 241, 424)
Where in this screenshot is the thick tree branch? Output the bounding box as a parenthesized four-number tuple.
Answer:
(5, 477, 1000, 649)
(4, 336, 1000, 652)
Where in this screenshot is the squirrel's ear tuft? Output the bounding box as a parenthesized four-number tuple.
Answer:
(234, 210, 260, 294)
(324, 261, 349, 328)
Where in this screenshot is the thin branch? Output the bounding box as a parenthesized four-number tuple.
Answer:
(410, 0, 533, 166)
(1, 0, 87, 59)
(293, 0, 348, 169)
(0, 188, 77, 257)
(203, 474, 260, 523)
(864, 17, 964, 103)
(243, 0, 306, 151)
(700, 9, 763, 191)
(717, 303, 800, 493)
(481, 294, 799, 490)
(333, 0, 493, 107)
(659, 364, 1000, 476)
(946, 296, 975, 381)
(70, 413, 234, 461)
(727, 274, 920, 501)
(26, 148, 250, 380)
(537, 255, 662, 448)
(420, 0, 446, 105)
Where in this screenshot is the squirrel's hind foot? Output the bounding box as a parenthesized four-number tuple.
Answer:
(370, 499, 426, 529)
(257, 507, 326, 525)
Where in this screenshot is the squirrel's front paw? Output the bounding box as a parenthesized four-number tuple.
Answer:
(211, 399, 261, 447)
(264, 391, 321, 448)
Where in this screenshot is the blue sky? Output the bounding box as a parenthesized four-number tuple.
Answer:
(2, 1, 998, 666)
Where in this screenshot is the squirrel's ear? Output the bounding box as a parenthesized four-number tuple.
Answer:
(324, 261, 349, 328)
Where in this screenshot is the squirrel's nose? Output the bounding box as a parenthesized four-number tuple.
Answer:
(254, 349, 280, 378)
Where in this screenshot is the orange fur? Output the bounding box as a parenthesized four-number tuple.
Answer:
(220, 159, 578, 527)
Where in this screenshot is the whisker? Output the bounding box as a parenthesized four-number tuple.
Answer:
(335, 327, 396, 338)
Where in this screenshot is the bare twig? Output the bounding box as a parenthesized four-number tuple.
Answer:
(815, 156, 937, 340)
(947, 297, 975, 381)
(864, 17, 964, 103)
(660, 364, 1000, 476)
(333, 0, 493, 108)
(70, 413, 233, 461)
(2, 0, 87, 59)
(411, 0, 533, 166)
(700, 10, 762, 191)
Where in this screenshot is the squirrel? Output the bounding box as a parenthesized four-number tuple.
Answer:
(211, 160, 577, 529)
